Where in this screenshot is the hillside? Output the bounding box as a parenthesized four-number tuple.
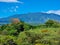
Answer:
(0, 18, 60, 45)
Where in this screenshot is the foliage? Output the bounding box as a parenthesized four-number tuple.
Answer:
(0, 19, 60, 45)
(45, 20, 60, 27)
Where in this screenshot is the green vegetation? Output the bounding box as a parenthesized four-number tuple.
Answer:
(0, 19, 60, 45)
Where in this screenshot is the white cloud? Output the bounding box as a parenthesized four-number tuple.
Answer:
(9, 8, 17, 12)
(14, 8, 17, 12)
(0, 0, 23, 4)
(46, 10, 60, 15)
(7, 6, 19, 13)
(16, 6, 19, 8)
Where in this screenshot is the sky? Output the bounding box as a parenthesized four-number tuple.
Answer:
(0, 0, 60, 18)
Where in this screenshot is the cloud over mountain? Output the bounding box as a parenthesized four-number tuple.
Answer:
(46, 10, 60, 15)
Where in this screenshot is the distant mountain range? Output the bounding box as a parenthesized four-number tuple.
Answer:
(0, 12, 60, 25)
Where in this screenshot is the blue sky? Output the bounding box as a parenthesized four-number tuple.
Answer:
(0, 0, 60, 18)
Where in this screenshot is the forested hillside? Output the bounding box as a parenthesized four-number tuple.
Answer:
(0, 19, 60, 45)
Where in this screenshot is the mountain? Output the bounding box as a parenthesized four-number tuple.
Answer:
(0, 12, 60, 25)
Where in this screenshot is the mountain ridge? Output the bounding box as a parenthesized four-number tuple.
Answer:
(0, 12, 60, 25)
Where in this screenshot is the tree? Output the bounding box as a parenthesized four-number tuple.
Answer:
(11, 18, 20, 24)
(45, 20, 59, 27)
